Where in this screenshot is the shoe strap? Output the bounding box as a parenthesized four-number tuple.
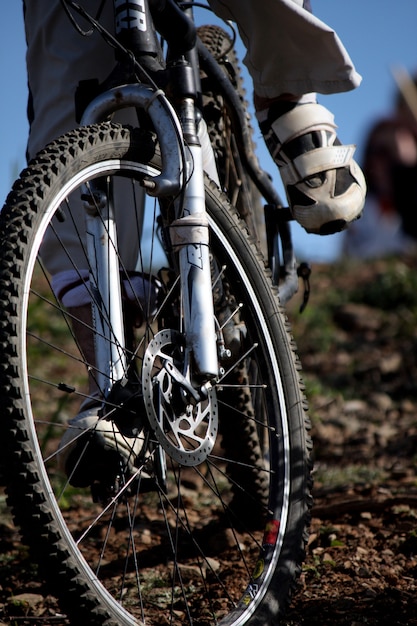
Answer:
(270, 102, 337, 146)
(280, 144, 357, 185)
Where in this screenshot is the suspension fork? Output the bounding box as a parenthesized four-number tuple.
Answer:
(83, 183, 128, 398)
(79, 81, 184, 398)
(80, 96, 218, 401)
(170, 94, 219, 381)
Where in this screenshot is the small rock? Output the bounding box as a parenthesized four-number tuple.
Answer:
(334, 303, 381, 332)
(7, 592, 44, 611)
(207, 528, 239, 552)
(322, 552, 334, 563)
(379, 352, 402, 374)
(369, 392, 393, 412)
(343, 399, 367, 414)
(357, 566, 371, 578)
(205, 557, 220, 573)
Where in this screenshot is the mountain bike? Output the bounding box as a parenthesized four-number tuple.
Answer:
(0, 1, 312, 624)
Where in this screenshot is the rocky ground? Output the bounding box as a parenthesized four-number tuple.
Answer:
(2, 255, 417, 625)
(283, 254, 417, 625)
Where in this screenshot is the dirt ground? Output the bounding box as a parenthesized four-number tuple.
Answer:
(2, 255, 417, 625)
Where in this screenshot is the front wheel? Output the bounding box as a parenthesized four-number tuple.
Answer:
(0, 122, 312, 625)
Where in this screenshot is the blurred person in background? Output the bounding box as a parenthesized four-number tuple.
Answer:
(343, 70, 417, 259)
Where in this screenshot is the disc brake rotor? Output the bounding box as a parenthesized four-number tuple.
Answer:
(142, 329, 218, 466)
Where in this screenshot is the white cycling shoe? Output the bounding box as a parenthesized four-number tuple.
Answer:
(58, 406, 145, 489)
(261, 102, 366, 235)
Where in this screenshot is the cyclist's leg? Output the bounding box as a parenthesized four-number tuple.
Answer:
(208, 0, 361, 97)
(25, 1, 141, 273)
(24, 1, 149, 481)
(25, 2, 114, 156)
(208, 0, 366, 235)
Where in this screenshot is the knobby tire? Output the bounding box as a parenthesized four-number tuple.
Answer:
(0, 125, 311, 624)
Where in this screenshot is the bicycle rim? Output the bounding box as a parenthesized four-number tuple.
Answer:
(0, 123, 311, 625)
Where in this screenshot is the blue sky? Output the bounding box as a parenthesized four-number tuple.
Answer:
(1, 2, 417, 261)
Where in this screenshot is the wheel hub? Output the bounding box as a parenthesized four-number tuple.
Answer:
(142, 330, 218, 466)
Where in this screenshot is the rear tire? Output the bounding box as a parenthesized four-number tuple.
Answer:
(198, 24, 265, 248)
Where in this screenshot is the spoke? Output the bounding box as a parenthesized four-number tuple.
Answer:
(74, 462, 149, 546)
(217, 397, 275, 431)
